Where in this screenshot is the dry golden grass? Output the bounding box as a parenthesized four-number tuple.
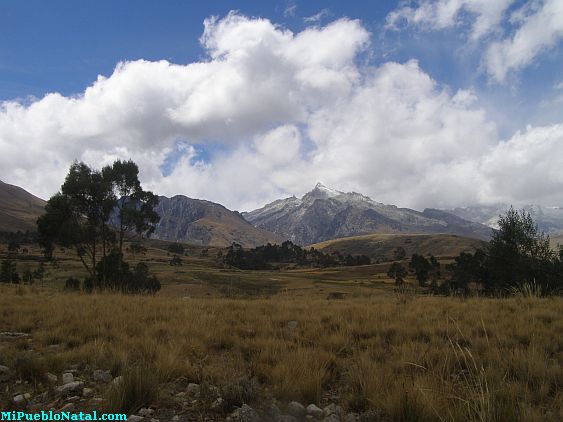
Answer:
(0, 286, 561, 420)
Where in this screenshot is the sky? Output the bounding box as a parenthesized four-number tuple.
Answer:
(1, 0, 562, 212)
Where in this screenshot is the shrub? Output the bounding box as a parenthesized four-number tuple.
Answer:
(64, 277, 81, 291)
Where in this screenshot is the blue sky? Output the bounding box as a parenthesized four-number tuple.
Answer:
(1, 1, 563, 210)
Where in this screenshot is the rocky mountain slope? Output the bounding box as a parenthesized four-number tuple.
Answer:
(152, 195, 283, 248)
(0, 180, 46, 232)
(244, 183, 492, 245)
(447, 204, 563, 234)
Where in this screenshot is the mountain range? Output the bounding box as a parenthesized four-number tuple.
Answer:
(0, 180, 526, 248)
(243, 183, 493, 245)
(446, 204, 563, 235)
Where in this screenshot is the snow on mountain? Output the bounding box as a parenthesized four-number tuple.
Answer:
(243, 183, 492, 245)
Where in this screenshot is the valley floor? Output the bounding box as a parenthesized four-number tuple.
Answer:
(0, 286, 561, 421)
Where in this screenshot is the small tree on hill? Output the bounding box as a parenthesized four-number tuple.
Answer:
(409, 254, 431, 286)
(388, 262, 407, 286)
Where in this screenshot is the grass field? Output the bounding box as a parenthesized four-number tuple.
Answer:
(0, 287, 561, 421)
(0, 241, 561, 421)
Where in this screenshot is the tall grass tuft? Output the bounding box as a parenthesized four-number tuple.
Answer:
(105, 364, 158, 414)
(509, 280, 544, 298)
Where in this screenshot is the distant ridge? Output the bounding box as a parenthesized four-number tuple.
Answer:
(244, 183, 492, 245)
(0, 180, 46, 232)
(151, 195, 284, 248)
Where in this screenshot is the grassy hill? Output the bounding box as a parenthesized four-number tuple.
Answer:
(311, 233, 485, 261)
(0, 180, 45, 232)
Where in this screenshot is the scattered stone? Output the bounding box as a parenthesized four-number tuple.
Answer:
(187, 382, 200, 397)
(55, 381, 84, 395)
(59, 403, 74, 412)
(67, 396, 80, 402)
(205, 384, 221, 398)
(138, 408, 154, 417)
(171, 417, 180, 422)
(264, 403, 281, 420)
(13, 393, 31, 405)
(231, 404, 261, 422)
(112, 376, 123, 385)
(322, 415, 340, 422)
(287, 401, 307, 418)
(175, 392, 187, 398)
(127, 416, 143, 422)
(211, 397, 225, 410)
(323, 404, 343, 417)
(344, 414, 359, 422)
(150, 419, 159, 422)
(62, 372, 74, 384)
(0, 365, 11, 382)
(82, 387, 94, 398)
(93, 369, 112, 383)
(307, 404, 324, 419)
(46, 372, 58, 383)
(287, 320, 299, 330)
(0, 332, 29, 339)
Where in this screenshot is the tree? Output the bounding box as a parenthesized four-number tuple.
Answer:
(170, 254, 182, 266)
(446, 249, 488, 295)
(486, 207, 557, 293)
(409, 254, 431, 286)
(7, 241, 20, 254)
(103, 160, 159, 273)
(38, 162, 114, 282)
(37, 160, 160, 291)
(393, 247, 406, 261)
(0, 260, 17, 283)
(388, 262, 407, 286)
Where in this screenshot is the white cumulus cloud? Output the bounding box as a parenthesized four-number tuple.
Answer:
(0, 12, 562, 213)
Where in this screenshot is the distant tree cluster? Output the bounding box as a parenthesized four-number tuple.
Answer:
(167, 243, 185, 254)
(37, 160, 161, 294)
(223, 240, 371, 270)
(0, 230, 38, 244)
(1, 260, 45, 285)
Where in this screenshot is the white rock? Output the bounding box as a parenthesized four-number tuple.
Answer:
(231, 404, 260, 422)
(307, 404, 324, 418)
(138, 408, 154, 417)
(55, 381, 84, 395)
(82, 387, 94, 397)
(187, 383, 200, 397)
(287, 401, 307, 418)
(46, 372, 58, 383)
(61, 372, 74, 384)
(93, 369, 112, 383)
(211, 397, 224, 410)
(112, 376, 123, 385)
(13, 393, 31, 404)
(323, 404, 343, 417)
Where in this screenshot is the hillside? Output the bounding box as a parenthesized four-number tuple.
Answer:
(0, 180, 46, 232)
(311, 233, 485, 261)
(244, 183, 492, 245)
(152, 195, 283, 248)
